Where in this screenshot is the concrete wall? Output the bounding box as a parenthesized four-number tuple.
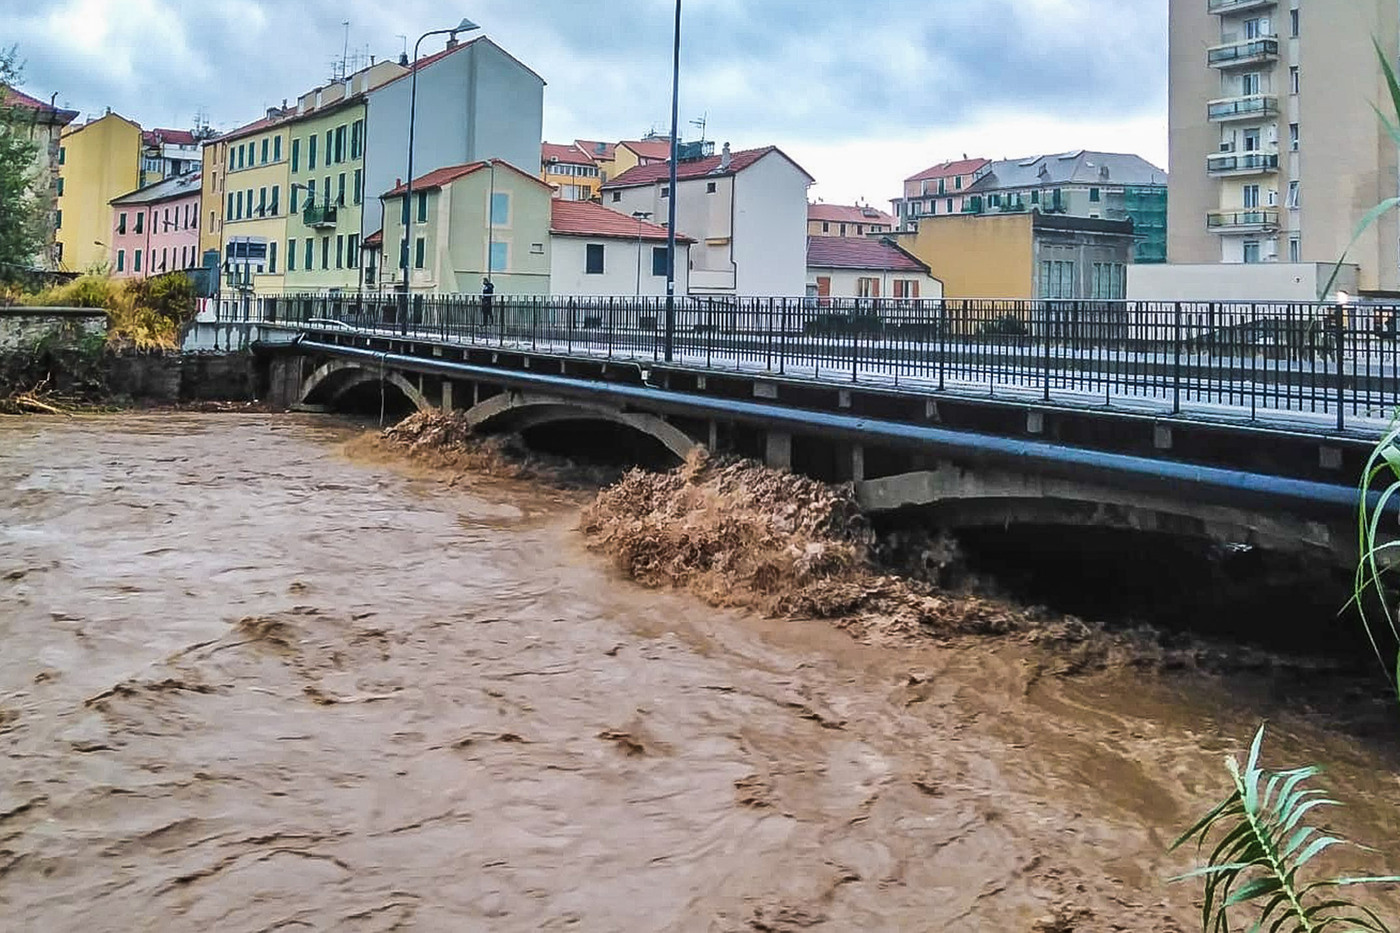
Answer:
(732, 153, 811, 296)
(550, 235, 691, 296)
(0, 308, 107, 351)
(363, 39, 545, 241)
(895, 213, 1035, 299)
(1129, 261, 1360, 302)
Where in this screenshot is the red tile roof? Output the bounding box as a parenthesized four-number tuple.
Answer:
(382, 159, 551, 198)
(542, 142, 595, 166)
(2, 85, 78, 122)
(143, 128, 198, 147)
(550, 200, 693, 242)
(807, 237, 929, 274)
(619, 138, 673, 162)
(574, 139, 616, 161)
(809, 203, 895, 226)
(907, 157, 990, 183)
(363, 229, 383, 248)
(603, 146, 814, 190)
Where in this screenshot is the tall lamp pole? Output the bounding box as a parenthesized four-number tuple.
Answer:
(632, 210, 652, 296)
(401, 17, 479, 326)
(663, 0, 681, 362)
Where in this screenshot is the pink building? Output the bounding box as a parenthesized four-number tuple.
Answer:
(108, 171, 202, 279)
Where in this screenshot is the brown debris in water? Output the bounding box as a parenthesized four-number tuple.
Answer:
(580, 448, 1030, 645)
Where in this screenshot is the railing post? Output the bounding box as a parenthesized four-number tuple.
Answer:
(779, 298, 788, 375)
(937, 300, 947, 392)
(1173, 301, 1183, 414)
(851, 303, 860, 383)
(1042, 301, 1052, 402)
(1334, 300, 1346, 432)
(531, 296, 538, 352)
(765, 297, 774, 372)
(1250, 302, 1258, 421)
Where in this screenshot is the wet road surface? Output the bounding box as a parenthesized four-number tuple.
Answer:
(1, 414, 1397, 930)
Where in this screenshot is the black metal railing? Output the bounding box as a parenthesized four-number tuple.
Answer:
(261, 293, 1400, 432)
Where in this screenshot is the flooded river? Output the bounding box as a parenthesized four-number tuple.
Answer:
(2, 414, 1397, 930)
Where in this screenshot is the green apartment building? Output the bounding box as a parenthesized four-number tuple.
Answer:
(283, 97, 371, 292)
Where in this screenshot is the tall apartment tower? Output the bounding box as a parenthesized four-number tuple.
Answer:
(1167, 0, 1400, 292)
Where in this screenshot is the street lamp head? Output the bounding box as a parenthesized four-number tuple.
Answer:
(452, 18, 480, 36)
(632, 211, 652, 220)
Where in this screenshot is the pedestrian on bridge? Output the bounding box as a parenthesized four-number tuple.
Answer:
(482, 278, 495, 326)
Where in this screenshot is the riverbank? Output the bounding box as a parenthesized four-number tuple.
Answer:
(2, 413, 1396, 930)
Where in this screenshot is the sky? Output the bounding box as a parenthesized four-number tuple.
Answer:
(2, 0, 1170, 207)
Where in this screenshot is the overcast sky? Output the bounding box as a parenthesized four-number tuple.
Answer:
(3, 0, 1169, 206)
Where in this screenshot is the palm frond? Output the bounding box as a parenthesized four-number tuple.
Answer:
(1171, 725, 1398, 932)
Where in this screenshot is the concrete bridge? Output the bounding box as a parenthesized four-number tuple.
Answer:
(250, 294, 1399, 567)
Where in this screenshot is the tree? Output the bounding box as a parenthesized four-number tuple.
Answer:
(0, 46, 47, 285)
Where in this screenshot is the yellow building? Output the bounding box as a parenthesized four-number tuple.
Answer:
(610, 138, 672, 178)
(540, 142, 601, 201)
(573, 139, 616, 183)
(56, 111, 142, 272)
(207, 114, 293, 295)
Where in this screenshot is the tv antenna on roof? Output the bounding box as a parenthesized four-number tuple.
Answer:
(690, 112, 708, 144)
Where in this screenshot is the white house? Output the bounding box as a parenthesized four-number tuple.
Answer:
(806, 237, 942, 300)
(601, 143, 814, 297)
(549, 200, 692, 296)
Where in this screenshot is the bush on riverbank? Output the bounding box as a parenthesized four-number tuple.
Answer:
(25, 273, 197, 350)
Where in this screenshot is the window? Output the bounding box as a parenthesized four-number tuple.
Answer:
(1290, 8, 1299, 37)
(351, 120, 363, 160)
(236, 145, 245, 170)
(652, 246, 668, 277)
(134, 249, 142, 272)
(491, 192, 510, 226)
(116, 249, 125, 272)
(288, 238, 296, 271)
(117, 212, 127, 234)
(1289, 235, 1301, 263)
(954, 176, 962, 190)
(335, 235, 344, 269)
(307, 178, 316, 206)
(856, 277, 880, 298)
(1243, 184, 1260, 208)
(348, 234, 359, 269)
(1244, 17, 1263, 39)
(490, 241, 508, 271)
(227, 193, 234, 219)
(274, 136, 282, 162)
(337, 173, 346, 206)
(308, 134, 317, 170)
(840, 224, 847, 236)
(258, 187, 267, 216)
(353, 169, 362, 205)
(292, 138, 300, 173)
(1243, 240, 1261, 263)
(585, 243, 605, 274)
(135, 211, 144, 234)
(938, 178, 946, 195)
(611, 191, 621, 203)
(1290, 66, 1299, 94)
(261, 138, 269, 164)
(321, 236, 330, 269)
(1242, 72, 1261, 96)
(209, 211, 215, 234)
(946, 198, 953, 213)
(56, 177, 63, 196)
(660, 185, 670, 198)
(271, 185, 279, 216)
(1287, 180, 1300, 209)
(334, 125, 346, 164)
(893, 279, 920, 299)
(325, 130, 333, 164)
(821, 222, 829, 233)
(1031, 190, 1040, 205)
(268, 240, 277, 274)
(414, 236, 426, 269)
(58, 146, 65, 165)
(416, 191, 428, 223)
(1289, 123, 1299, 151)
(707, 181, 717, 193)
(291, 185, 299, 213)
(304, 238, 313, 270)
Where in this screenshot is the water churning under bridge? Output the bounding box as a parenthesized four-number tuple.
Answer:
(1, 414, 1397, 930)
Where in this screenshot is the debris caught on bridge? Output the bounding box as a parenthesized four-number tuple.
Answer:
(580, 448, 1030, 645)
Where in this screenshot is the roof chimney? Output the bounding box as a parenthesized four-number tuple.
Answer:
(719, 142, 732, 171)
(398, 52, 409, 67)
(446, 36, 459, 51)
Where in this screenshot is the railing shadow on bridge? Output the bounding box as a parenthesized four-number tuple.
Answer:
(242, 291, 1400, 433)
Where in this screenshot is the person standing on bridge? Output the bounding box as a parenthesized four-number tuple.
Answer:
(481, 278, 495, 327)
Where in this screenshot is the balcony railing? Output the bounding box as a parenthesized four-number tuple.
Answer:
(1206, 151, 1280, 175)
(1208, 37, 1279, 68)
(1207, 209, 1280, 231)
(1208, 0, 1277, 14)
(1208, 94, 1279, 122)
(303, 204, 338, 229)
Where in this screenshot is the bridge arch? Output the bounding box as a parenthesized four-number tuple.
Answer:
(299, 360, 431, 413)
(464, 391, 699, 463)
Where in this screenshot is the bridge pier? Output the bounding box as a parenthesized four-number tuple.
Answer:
(442, 380, 455, 412)
(850, 444, 866, 483)
(765, 430, 793, 471)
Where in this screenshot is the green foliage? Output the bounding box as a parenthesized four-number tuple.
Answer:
(1172, 726, 1398, 932)
(979, 313, 1029, 337)
(0, 46, 46, 285)
(1353, 422, 1400, 708)
(24, 273, 198, 349)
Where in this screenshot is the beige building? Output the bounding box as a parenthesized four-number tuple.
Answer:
(1, 86, 77, 270)
(1168, 0, 1400, 293)
(808, 203, 895, 238)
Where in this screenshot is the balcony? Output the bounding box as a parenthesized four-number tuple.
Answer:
(1206, 150, 1280, 176)
(1208, 94, 1279, 122)
(1208, 36, 1279, 69)
(1207, 209, 1280, 233)
(303, 203, 338, 229)
(1207, 0, 1276, 14)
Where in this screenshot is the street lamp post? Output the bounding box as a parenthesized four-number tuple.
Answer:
(664, 0, 681, 362)
(400, 17, 480, 331)
(632, 210, 652, 297)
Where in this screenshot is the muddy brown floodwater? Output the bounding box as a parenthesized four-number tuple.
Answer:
(2, 414, 1398, 931)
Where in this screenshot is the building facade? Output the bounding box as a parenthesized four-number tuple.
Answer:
(1168, 0, 1400, 292)
(602, 144, 815, 296)
(108, 171, 202, 279)
(541, 142, 602, 201)
(808, 203, 896, 238)
(806, 237, 942, 300)
(211, 116, 292, 294)
(377, 160, 552, 295)
(892, 158, 991, 229)
(283, 98, 370, 292)
(1, 86, 78, 270)
(141, 128, 201, 186)
(549, 199, 691, 296)
(55, 111, 143, 273)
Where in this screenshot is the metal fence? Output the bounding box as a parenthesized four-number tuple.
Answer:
(261, 292, 1400, 430)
